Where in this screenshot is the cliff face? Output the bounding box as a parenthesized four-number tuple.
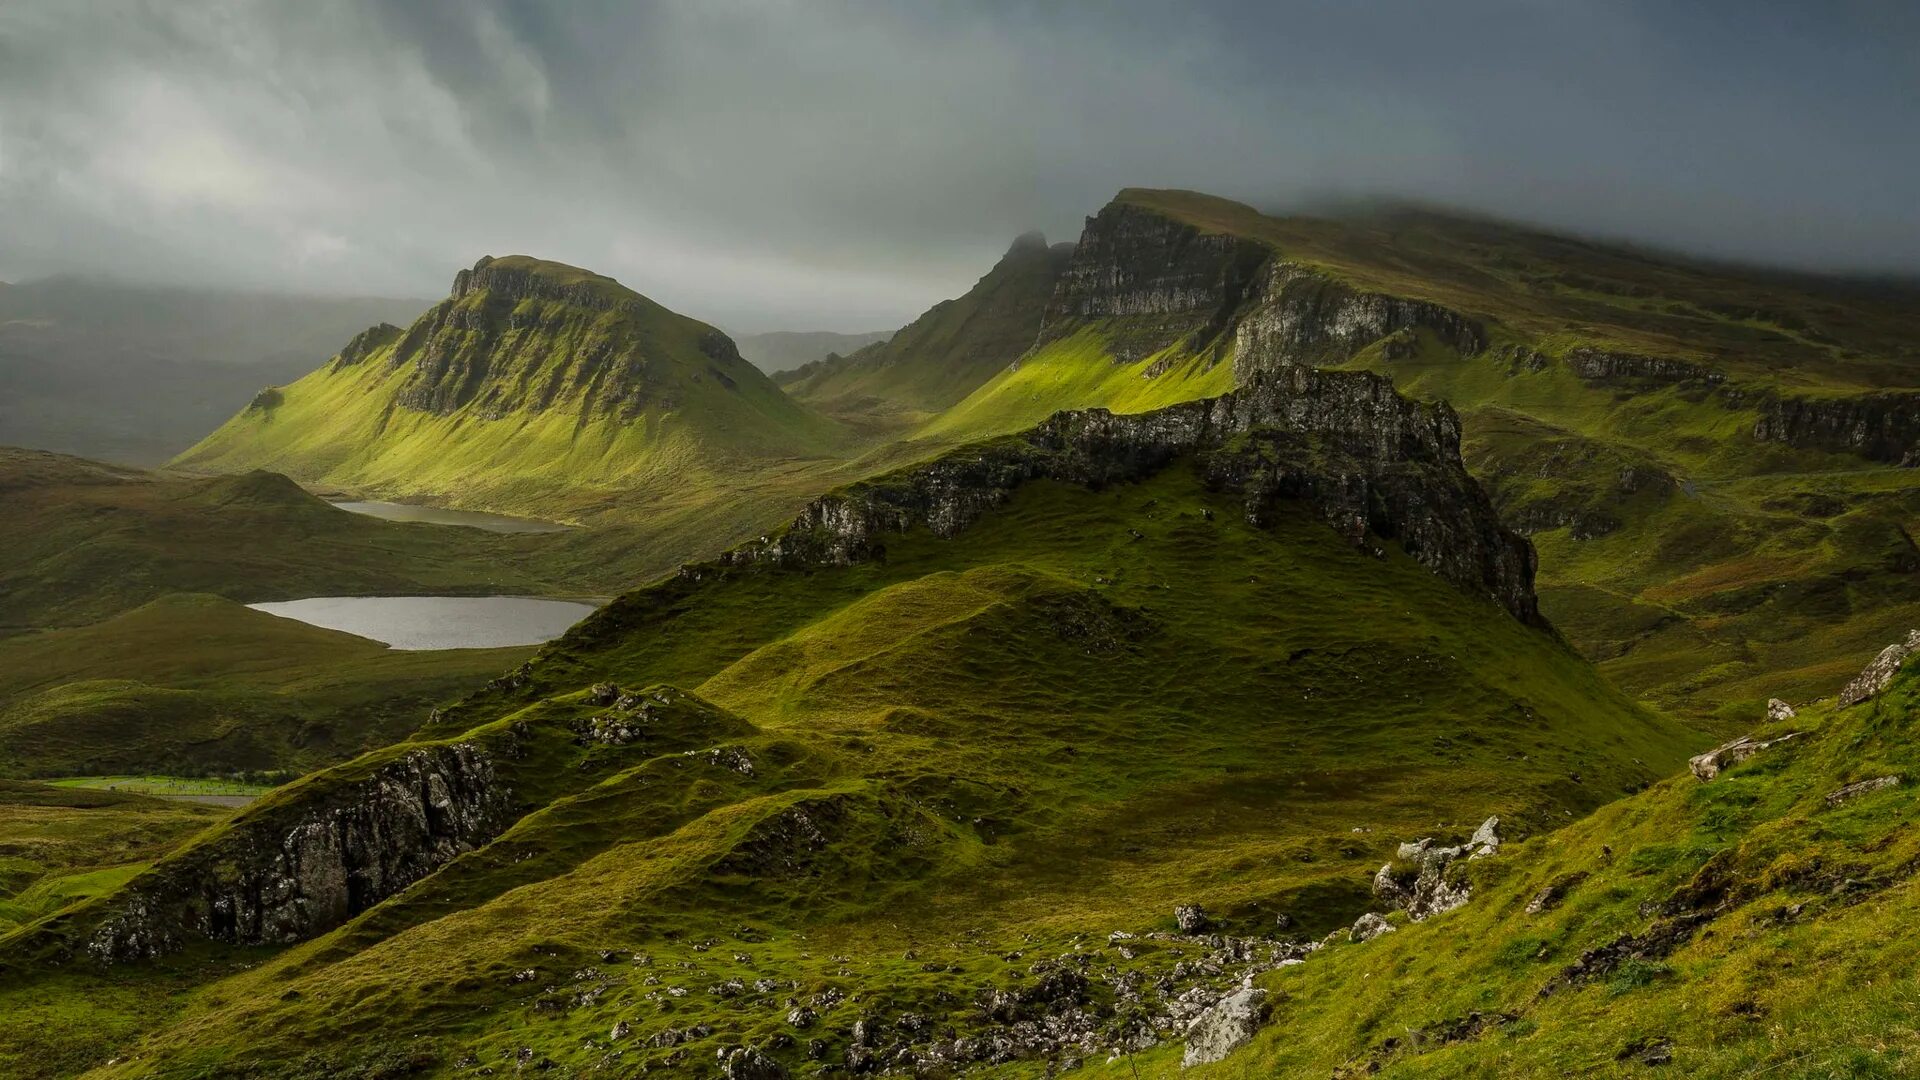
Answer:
(82, 740, 513, 963)
(1041, 201, 1487, 378)
(1750, 391, 1920, 464)
(725, 365, 1540, 625)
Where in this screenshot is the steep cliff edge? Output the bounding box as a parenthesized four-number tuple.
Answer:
(740, 365, 1537, 624)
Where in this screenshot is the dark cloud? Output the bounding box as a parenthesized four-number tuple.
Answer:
(1, 1, 1914, 331)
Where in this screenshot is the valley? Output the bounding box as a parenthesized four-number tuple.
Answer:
(2, 185, 1917, 1079)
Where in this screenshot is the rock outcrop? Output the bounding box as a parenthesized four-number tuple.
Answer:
(1181, 987, 1270, 1067)
(1751, 391, 1920, 464)
(1564, 347, 1721, 388)
(1840, 630, 1920, 705)
(81, 740, 514, 963)
(328, 321, 404, 370)
(1372, 816, 1501, 921)
(1229, 261, 1485, 381)
(1688, 732, 1802, 782)
(723, 365, 1542, 625)
(1350, 912, 1396, 942)
(1825, 775, 1899, 807)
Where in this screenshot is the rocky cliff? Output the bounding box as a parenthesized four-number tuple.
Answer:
(724, 365, 1540, 624)
(1039, 200, 1488, 380)
(79, 739, 514, 963)
(1749, 391, 1920, 464)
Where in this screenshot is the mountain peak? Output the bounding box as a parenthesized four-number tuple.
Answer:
(1004, 230, 1050, 257)
(448, 254, 637, 308)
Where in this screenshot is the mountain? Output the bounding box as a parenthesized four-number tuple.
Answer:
(0, 277, 424, 465)
(0, 368, 1695, 1078)
(896, 190, 1920, 725)
(776, 232, 1074, 433)
(173, 256, 847, 515)
(733, 329, 893, 375)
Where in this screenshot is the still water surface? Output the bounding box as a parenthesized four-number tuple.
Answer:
(330, 500, 570, 534)
(247, 596, 597, 650)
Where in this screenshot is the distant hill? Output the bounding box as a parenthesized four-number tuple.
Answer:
(776, 231, 1073, 433)
(732, 328, 892, 374)
(0, 278, 424, 465)
(173, 256, 849, 516)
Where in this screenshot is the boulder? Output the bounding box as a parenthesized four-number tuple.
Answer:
(1181, 987, 1269, 1067)
(1840, 630, 1920, 705)
(1373, 817, 1499, 920)
(1350, 912, 1395, 942)
(1689, 733, 1801, 781)
(1766, 698, 1796, 722)
(1174, 904, 1210, 934)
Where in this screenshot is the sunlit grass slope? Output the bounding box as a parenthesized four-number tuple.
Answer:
(173, 256, 848, 517)
(16, 462, 1698, 1079)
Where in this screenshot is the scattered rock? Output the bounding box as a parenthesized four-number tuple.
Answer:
(1766, 698, 1796, 722)
(1689, 732, 1802, 782)
(1350, 912, 1395, 942)
(1174, 904, 1210, 934)
(1181, 987, 1269, 1067)
(608, 1020, 631, 1041)
(1840, 630, 1920, 705)
(719, 1046, 789, 1080)
(1824, 775, 1900, 807)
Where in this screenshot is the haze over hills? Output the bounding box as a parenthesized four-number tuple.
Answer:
(732, 329, 894, 375)
(0, 278, 425, 465)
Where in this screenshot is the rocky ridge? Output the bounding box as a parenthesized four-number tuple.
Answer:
(723, 365, 1542, 624)
(78, 739, 515, 963)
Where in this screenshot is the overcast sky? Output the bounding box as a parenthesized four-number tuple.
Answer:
(1, 1, 1915, 332)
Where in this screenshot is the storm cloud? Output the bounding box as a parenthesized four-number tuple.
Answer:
(1, 1, 1914, 331)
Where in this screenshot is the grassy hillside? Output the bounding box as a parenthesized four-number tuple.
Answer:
(174, 256, 848, 517)
(778, 233, 1073, 435)
(907, 190, 1920, 726)
(0, 423, 1697, 1077)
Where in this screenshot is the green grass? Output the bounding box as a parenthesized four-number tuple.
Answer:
(45, 777, 277, 798)
(0, 458, 1701, 1078)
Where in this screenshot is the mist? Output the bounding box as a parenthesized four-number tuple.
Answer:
(2, 0, 1914, 332)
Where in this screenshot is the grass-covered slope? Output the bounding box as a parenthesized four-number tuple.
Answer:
(0, 388, 1697, 1078)
(777, 233, 1073, 433)
(913, 189, 1920, 726)
(173, 256, 848, 516)
(1161, 641, 1920, 1079)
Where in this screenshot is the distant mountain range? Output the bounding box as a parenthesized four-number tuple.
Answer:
(0, 278, 425, 465)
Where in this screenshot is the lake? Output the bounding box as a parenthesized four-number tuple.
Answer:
(247, 596, 599, 650)
(329, 500, 571, 534)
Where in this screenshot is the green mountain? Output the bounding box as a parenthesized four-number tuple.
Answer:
(174, 257, 847, 515)
(899, 190, 1920, 725)
(777, 232, 1074, 434)
(0, 368, 1695, 1078)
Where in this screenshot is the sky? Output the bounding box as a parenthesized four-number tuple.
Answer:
(1, 1, 1915, 333)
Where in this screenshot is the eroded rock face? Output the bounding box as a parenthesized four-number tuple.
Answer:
(723, 365, 1541, 625)
(1751, 392, 1920, 464)
(84, 741, 513, 963)
(1825, 775, 1900, 807)
(1564, 347, 1721, 387)
(1229, 261, 1484, 381)
(1181, 987, 1269, 1067)
(1840, 630, 1920, 705)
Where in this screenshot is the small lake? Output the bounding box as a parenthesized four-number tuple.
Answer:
(247, 596, 599, 650)
(329, 500, 571, 534)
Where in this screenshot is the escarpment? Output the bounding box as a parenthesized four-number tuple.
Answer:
(1040, 200, 1487, 372)
(725, 365, 1540, 624)
(1750, 390, 1920, 464)
(76, 739, 513, 963)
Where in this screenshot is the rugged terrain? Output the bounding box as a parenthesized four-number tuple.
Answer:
(0, 366, 1695, 1078)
